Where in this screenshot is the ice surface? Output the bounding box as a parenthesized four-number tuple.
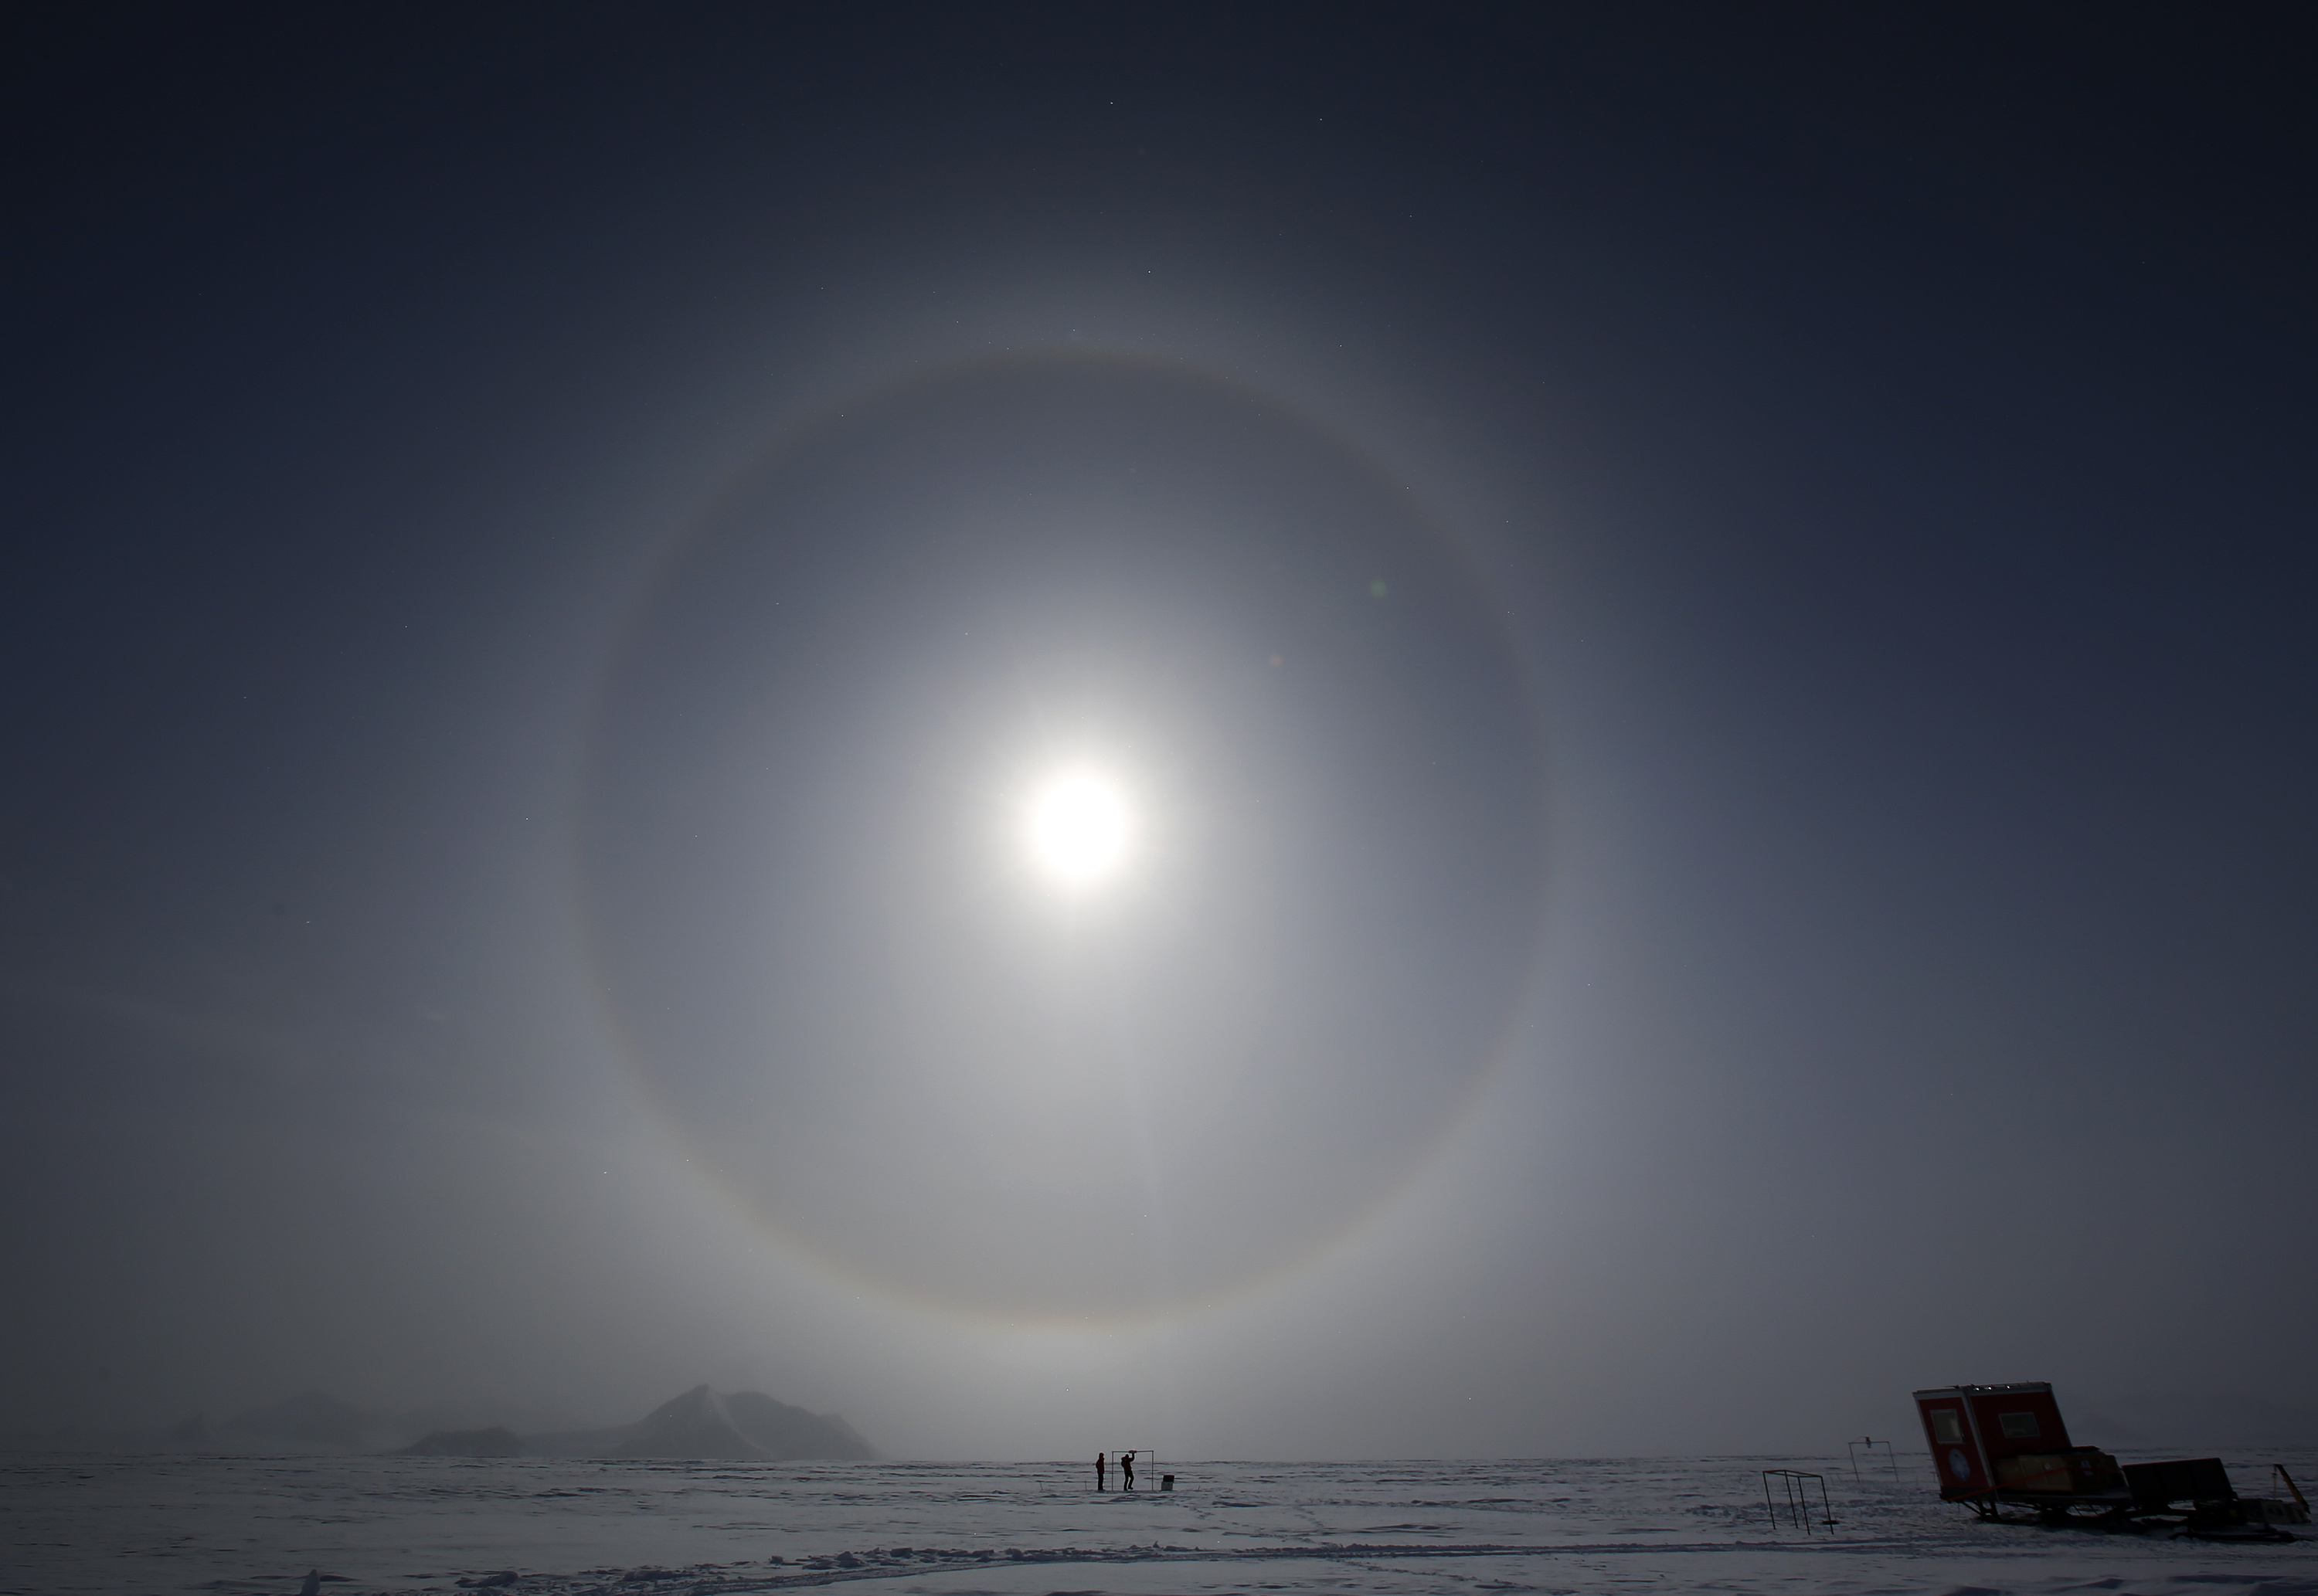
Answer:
(2, 1452, 2310, 1595)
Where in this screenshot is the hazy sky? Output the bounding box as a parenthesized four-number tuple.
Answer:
(5, 5, 2312, 1459)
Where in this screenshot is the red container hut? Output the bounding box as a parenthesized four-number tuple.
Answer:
(1913, 1383, 2074, 1500)
(1912, 1381, 2286, 1534)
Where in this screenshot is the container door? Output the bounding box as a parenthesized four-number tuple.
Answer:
(1917, 1397, 1988, 1498)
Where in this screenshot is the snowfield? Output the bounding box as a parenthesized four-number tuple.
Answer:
(3, 1452, 2310, 1596)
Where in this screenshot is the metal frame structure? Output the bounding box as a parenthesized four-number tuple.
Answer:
(1846, 1436, 1900, 1487)
(1761, 1469, 1837, 1535)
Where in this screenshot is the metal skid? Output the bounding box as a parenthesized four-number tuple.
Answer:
(1954, 1468, 2304, 1542)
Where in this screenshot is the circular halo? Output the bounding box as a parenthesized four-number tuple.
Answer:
(580, 350, 1552, 1324)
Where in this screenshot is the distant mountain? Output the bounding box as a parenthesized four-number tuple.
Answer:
(613, 1385, 766, 1458)
(722, 1390, 873, 1460)
(517, 1423, 629, 1457)
(8, 1383, 877, 1460)
(522, 1384, 873, 1460)
(606, 1384, 874, 1460)
(399, 1426, 525, 1457)
(219, 1392, 379, 1448)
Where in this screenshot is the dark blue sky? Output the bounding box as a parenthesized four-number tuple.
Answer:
(5, 5, 2312, 1455)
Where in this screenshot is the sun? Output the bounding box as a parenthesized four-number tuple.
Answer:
(1021, 770, 1134, 889)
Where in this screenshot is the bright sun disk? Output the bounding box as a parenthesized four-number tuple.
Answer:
(1023, 772, 1134, 888)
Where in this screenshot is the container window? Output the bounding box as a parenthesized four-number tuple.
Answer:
(1929, 1408, 1964, 1444)
(1999, 1411, 2041, 1439)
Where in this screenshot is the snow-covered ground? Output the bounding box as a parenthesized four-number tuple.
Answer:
(4, 1451, 2310, 1596)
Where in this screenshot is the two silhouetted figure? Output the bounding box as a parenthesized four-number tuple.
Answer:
(1094, 1449, 1139, 1490)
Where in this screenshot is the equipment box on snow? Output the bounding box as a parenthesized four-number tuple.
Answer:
(2126, 1458, 2233, 1508)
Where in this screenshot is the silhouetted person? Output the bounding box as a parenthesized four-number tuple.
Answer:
(1121, 1450, 1136, 1489)
(1095, 1452, 1106, 1490)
